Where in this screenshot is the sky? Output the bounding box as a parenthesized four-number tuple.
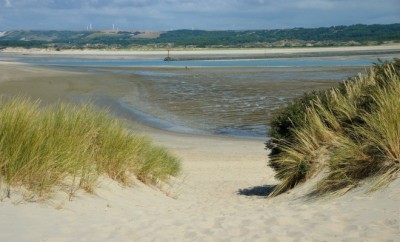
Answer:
(0, 0, 399, 31)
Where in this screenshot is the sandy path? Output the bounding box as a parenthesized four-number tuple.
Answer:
(1, 128, 398, 241)
(0, 61, 398, 241)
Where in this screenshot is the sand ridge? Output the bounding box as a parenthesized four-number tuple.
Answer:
(2, 44, 400, 60)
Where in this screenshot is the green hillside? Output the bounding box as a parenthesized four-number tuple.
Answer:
(0, 23, 399, 49)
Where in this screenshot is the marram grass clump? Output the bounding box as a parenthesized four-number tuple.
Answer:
(0, 97, 180, 199)
(267, 59, 400, 196)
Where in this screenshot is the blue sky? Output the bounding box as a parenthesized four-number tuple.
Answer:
(1, 0, 399, 30)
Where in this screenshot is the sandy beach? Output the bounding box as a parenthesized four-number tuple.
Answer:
(0, 58, 399, 241)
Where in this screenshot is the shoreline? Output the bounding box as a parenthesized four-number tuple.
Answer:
(0, 58, 387, 139)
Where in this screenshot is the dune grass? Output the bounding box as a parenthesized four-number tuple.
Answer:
(0, 97, 180, 199)
(267, 59, 400, 196)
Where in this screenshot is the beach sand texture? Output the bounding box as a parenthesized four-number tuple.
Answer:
(0, 57, 399, 241)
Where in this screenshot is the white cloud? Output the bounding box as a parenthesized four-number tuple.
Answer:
(0, 0, 399, 30)
(294, 0, 334, 9)
(4, 0, 11, 7)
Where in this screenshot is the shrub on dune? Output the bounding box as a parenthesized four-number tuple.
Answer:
(0, 97, 180, 199)
(267, 59, 400, 196)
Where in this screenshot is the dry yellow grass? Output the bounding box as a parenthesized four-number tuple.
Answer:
(269, 59, 400, 196)
(0, 97, 180, 199)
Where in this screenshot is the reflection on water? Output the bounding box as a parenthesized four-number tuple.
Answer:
(122, 66, 366, 138)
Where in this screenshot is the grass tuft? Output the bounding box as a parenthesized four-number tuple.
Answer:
(0, 97, 180, 199)
(267, 58, 400, 196)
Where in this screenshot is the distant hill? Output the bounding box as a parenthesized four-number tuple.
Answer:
(0, 24, 399, 49)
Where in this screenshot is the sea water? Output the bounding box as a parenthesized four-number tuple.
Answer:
(14, 56, 390, 67)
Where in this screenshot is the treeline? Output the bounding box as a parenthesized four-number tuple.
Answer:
(156, 24, 400, 47)
(1, 23, 399, 49)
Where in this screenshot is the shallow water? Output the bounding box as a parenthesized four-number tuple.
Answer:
(117, 66, 366, 138)
(3, 52, 397, 138)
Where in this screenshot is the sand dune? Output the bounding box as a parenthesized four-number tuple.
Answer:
(0, 61, 398, 241)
